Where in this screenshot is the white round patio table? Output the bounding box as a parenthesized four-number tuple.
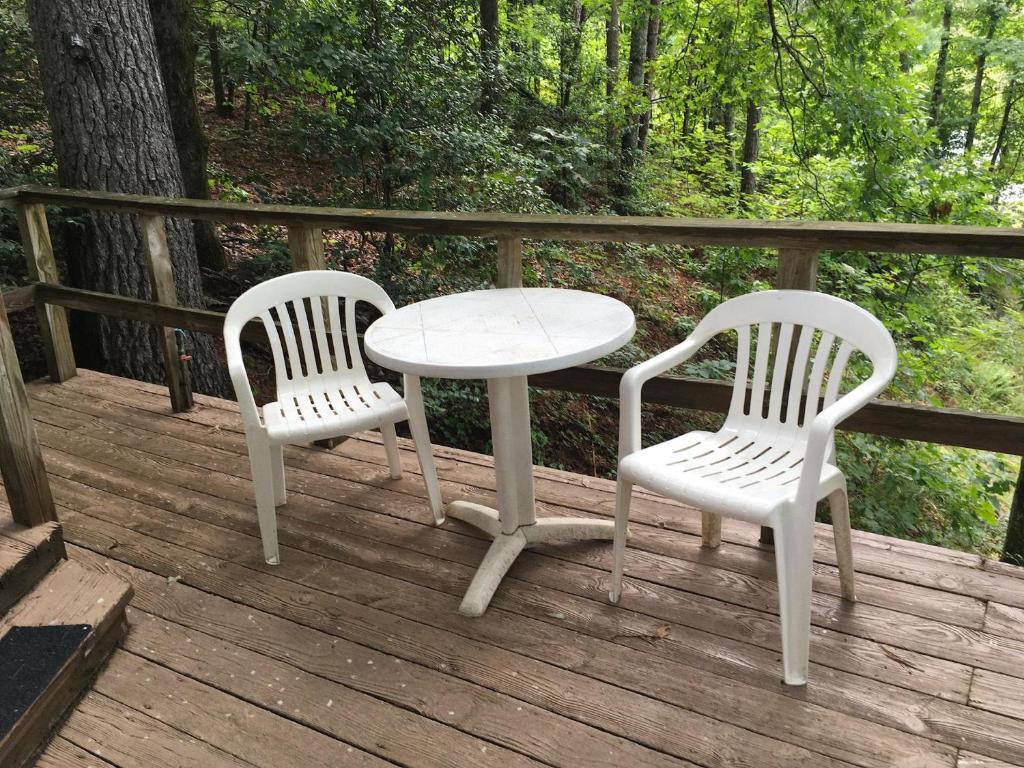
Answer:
(365, 287, 636, 616)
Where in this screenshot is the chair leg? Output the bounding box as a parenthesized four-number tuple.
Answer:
(404, 375, 444, 525)
(248, 441, 281, 565)
(270, 443, 286, 507)
(828, 486, 857, 602)
(609, 476, 633, 603)
(701, 511, 722, 549)
(773, 510, 815, 686)
(381, 422, 403, 480)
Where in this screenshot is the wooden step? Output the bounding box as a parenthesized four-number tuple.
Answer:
(0, 558, 132, 768)
(0, 521, 64, 615)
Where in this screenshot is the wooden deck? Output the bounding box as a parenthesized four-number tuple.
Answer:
(8, 369, 1024, 768)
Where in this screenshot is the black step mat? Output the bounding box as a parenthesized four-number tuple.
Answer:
(0, 624, 91, 739)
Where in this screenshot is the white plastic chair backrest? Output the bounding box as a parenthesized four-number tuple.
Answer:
(224, 271, 396, 427)
(688, 290, 897, 439)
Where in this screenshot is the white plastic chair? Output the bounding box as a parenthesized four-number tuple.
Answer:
(224, 271, 444, 565)
(608, 290, 897, 685)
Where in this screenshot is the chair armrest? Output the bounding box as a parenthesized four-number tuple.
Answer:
(794, 369, 893, 509)
(224, 329, 264, 431)
(619, 338, 704, 457)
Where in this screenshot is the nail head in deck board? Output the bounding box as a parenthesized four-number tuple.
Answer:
(43, 467, 949, 768)
(26, 411, 999, 690)
(53, 510, 864, 768)
(26, 380, 986, 630)
(15, 203, 75, 382)
(112, 583, 692, 768)
(0, 288, 58, 528)
(38, 371, 1020, 587)
(58, 691, 256, 768)
(39, 489, 954, 768)
(81, 543, 1024, 768)
(16, 370, 1024, 765)
(34, 735, 119, 768)
(23, 378, 1013, 632)
(94, 651, 404, 768)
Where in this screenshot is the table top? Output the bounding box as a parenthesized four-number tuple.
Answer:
(364, 288, 635, 379)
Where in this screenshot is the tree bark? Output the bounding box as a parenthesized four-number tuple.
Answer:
(207, 19, 231, 116)
(149, 0, 226, 271)
(26, 0, 225, 395)
(479, 0, 500, 114)
(606, 0, 620, 150)
(558, 0, 586, 110)
(620, 10, 648, 168)
(739, 98, 761, 203)
(965, 3, 1001, 153)
(722, 103, 736, 174)
(1003, 459, 1024, 566)
(928, 1, 953, 154)
(990, 79, 1018, 169)
(637, 0, 661, 152)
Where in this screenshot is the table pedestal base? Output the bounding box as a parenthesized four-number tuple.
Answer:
(447, 500, 615, 617)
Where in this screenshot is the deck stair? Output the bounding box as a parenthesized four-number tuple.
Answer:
(0, 522, 131, 768)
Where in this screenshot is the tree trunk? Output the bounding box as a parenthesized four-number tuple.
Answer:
(208, 20, 231, 116)
(558, 0, 586, 110)
(637, 0, 660, 152)
(722, 103, 736, 174)
(606, 0, 620, 150)
(990, 79, 1017, 169)
(965, 5, 1001, 153)
(479, 0, 500, 114)
(928, 1, 953, 154)
(739, 99, 760, 203)
(149, 0, 227, 271)
(1003, 459, 1024, 566)
(620, 10, 648, 168)
(26, 0, 224, 396)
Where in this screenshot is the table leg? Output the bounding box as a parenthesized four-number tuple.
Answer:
(486, 376, 536, 532)
(447, 375, 614, 617)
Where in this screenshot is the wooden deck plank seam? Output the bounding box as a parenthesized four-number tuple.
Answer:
(23, 398, 1024, 688)
(20, 386, 1001, 637)
(36, 372, 1019, 614)
(12, 371, 1024, 768)
(45, 371, 994, 572)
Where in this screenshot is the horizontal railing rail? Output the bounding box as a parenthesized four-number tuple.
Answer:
(0, 185, 1021, 561)
(3, 282, 1021, 455)
(6, 185, 1024, 258)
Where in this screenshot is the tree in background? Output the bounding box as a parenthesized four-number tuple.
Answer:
(25, 0, 223, 393)
(149, 0, 227, 271)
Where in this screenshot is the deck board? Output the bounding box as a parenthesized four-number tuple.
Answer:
(13, 370, 1024, 768)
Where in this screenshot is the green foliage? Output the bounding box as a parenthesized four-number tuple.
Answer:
(2, 0, 1023, 557)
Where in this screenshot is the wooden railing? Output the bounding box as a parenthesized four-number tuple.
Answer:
(1, 185, 1022, 561)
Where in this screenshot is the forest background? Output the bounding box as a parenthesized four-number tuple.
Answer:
(1, 0, 1023, 557)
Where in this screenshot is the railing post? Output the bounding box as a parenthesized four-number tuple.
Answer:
(140, 215, 193, 413)
(1003, 459, 1024, 566)
(15, 202, 76, 382)
(0, 287, 57, 526)
(759, 247, 821, 546)
(496, 238, 523, 288)
(288, 225, 326, 271)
